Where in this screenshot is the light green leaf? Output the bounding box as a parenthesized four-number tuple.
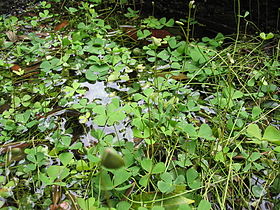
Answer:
(59, 152, 74, 166)
(157, 49, 170, 61)
(247, 124, 262, 140)
(179, 123, 197, 138)
(163, 196, 194, 208)
(252, 106, 262, 119)
(108, 71, 120, 81)
(158, 181, 172, 193)
(198, 124, 213, 140)
(116, 201, 131, 210)
(274, 146, 280, 153)
(100, 171, 114, 190)
(107, 111, 126, 125)
(252, 185, 266, 198)
(76, 160, 90, 171)
(113, 169, 131, 187)
(249, 152, 261, 161)
(263, 126, 280, 145)
(141, 158, 153, 172)
(165, 18, 174, 27)
(198, 200, 211, 210)
(46, 166, 69, 180)
(139, 174, 149, 187)
(186, 168, 198, 182)
(160, 172, 173, 183)
(152, 162, 166, 174)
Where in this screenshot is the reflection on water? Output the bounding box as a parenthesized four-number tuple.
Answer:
(79, 81, 133, 146)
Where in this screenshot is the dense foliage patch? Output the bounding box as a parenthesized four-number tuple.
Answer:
(0, 0, 279, 209)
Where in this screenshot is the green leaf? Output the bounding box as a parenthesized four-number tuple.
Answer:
(263, 126, 280, 145)
(141, 158, 153, 172)
(46, 166, 70, 180)
(143, 88, 154, 97)
(72, 81, 80, 90)
(259, 32, 266, 40)
(179, 123, 197, 138)
(152, 162, 166, 174)
(59, 152, 74, 166)
(77, 197, 96, 210)
(168, 37, 177, 48)
(232, 90, 244, 99)
(252, 106, 262, 119)
(160, 172, 173, 183)
(115, 183, 133, 191)
(116, 201, 131, 210)
(40, 61, 52, 72)
(85, 65, 109, 81)
(189, 47, 208, 64)
(165, 18, 174, 27)
(247, 124, 262, 140)
(137, 206, 148, 210)
(108, 71, 120, 81)
(107, 111, 126, 125)
(15, 111, 31, 123)
(22, 94, 31, 101)
(163, 196, 194, 209)
(249, 152, 261, 161)
(94, 115, 107, 126)
(274, 146, 280, 153)
(39, 172, 54, 185)
(99, 171, 114, 190)
(252, 185, 265, 198)
(171, 62, 181, 69)
(113, 169, 131, 187)
(159, 17, 166, 24)
(186, 168, 198, 182)
(177, 204, 192, 210)
(198, 124, 213, 140)
(186, 168, 200, 189)
(158, 181, 172, 193)
(137, 29, 151, 40)
(146, 50, 156, 57)
(198, 200, 211, 210)
(76, 160, 90, 171)
(139, 174, 149, 187)
(60, 135, 72, 147)
(93, 105, 106, 115)
(157, 49, 170, 61)
(69, 142, 83, 150)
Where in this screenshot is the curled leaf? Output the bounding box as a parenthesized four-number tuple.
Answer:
(101, 147, 125, 169)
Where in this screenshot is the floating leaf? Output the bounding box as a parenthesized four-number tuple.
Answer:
(86, 65, 110, 81)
